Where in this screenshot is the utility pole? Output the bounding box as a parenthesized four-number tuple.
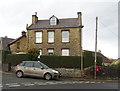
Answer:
(94, 17, 98, 79)
(81, 32, 83, 73)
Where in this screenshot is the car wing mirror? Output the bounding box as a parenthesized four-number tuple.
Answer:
(41, 67, 44, 69)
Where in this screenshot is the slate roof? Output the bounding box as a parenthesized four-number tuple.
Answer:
(0, 37, 14, 51)
(28, 18, 83, 30)
(8, 35, 26, 45)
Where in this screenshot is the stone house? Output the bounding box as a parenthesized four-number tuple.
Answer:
(9, 12, 84, 56)
(8, 31, 27, 53)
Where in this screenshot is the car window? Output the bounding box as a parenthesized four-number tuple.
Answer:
(24, 62, 33, 67)
(33, 62, 43, 68)
(18, 62, 25, 66)
(40, 62, 49, 69)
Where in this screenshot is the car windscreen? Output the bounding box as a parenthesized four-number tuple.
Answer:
(39, 62, 49, 69)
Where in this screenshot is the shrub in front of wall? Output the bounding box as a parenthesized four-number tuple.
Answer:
(28, 48, 40, 61)
(5, 54, 32, 66)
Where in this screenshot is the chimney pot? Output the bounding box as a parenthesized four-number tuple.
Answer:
(26, 24, 28, 29)
(35, 12, 37, 16)
(22, 31, 26, 36)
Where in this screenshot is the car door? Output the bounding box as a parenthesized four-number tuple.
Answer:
(23, 62, 34, 76)
(32, 62, 45, 77)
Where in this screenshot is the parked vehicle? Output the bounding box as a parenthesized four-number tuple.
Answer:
(15, 61, 61, 80)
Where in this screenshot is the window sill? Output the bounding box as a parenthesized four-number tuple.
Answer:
(34, 42, 43, 44)
(61, 42, 70, 43)
(48, 42, 55, 44)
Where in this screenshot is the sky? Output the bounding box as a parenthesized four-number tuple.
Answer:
(0, 0, 119, 59)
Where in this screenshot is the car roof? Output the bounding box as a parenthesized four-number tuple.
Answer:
(22, 61, 39, 63)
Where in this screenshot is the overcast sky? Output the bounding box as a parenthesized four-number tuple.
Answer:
(0, 0, 119, 59)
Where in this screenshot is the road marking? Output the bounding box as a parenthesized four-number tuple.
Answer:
(21, 83, 35, 86)
(73, 81, 84, 84)
(46, 82, 59, 85)
(34, 82, 47, 85)
(0, 84, 3, 88)
(90, 81, 96, 83)
(6, 83, 18, 85)
(4, 81, 106, 88)
(6, 83, 20, 87)
(85, 81, 90, 83)
(54, 82, 65, 84)
(8, 84, 21, 87)
(6, 83, 21, 88)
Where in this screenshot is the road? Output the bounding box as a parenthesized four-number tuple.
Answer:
(1, 72, 119, 90)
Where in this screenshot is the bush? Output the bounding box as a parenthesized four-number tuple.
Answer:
(28, 48, 40, 61)
(5, 54, 32, 66)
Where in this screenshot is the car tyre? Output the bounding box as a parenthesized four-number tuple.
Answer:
(16, 71, 23, 78)
(44, 73, 52, 80)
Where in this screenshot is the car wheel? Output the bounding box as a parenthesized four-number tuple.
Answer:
(44, 73, 52, 80)
(16, 71, 23, 78)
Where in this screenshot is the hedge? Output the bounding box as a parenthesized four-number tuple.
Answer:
(4, 51, 102, 68)
(40, 56, 81, 68)
(0, 50, 11, 62)
(5, 54, 32, 66)
(39, 55, 102, 68)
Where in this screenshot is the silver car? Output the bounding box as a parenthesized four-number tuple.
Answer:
(15, 61, 61, 80)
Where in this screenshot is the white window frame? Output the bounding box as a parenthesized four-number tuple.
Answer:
(62, 49, 69, 56)
(48, 49, 54, 55)
(48, 31, 54, 43)
(35, 32, 42, 43)
(50, 17, 57, 25)
(62, 31, 69, 43)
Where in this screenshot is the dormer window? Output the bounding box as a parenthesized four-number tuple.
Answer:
(50, 15, 58, 25)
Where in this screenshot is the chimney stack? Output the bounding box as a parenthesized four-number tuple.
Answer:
(22, 31, 26, 36)
(5, 36, 7, 38)
(32, 12, 38, 24)
(77, 12, 82, 27)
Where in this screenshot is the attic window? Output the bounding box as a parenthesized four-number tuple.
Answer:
(50, 16, 57, 25)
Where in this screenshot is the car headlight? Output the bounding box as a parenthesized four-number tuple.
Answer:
(52, 70, 59, 73)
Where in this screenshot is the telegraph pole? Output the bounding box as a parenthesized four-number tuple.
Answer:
(94, 17, 98, 79)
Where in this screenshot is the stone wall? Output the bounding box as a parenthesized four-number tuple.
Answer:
(56, 68, 83, 78)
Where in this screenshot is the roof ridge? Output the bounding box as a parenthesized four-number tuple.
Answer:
(38, 18, 77, 21)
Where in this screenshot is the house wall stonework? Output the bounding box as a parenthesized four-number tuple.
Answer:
(9, 37, 27, 53)
(27, 28, 81, 56)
